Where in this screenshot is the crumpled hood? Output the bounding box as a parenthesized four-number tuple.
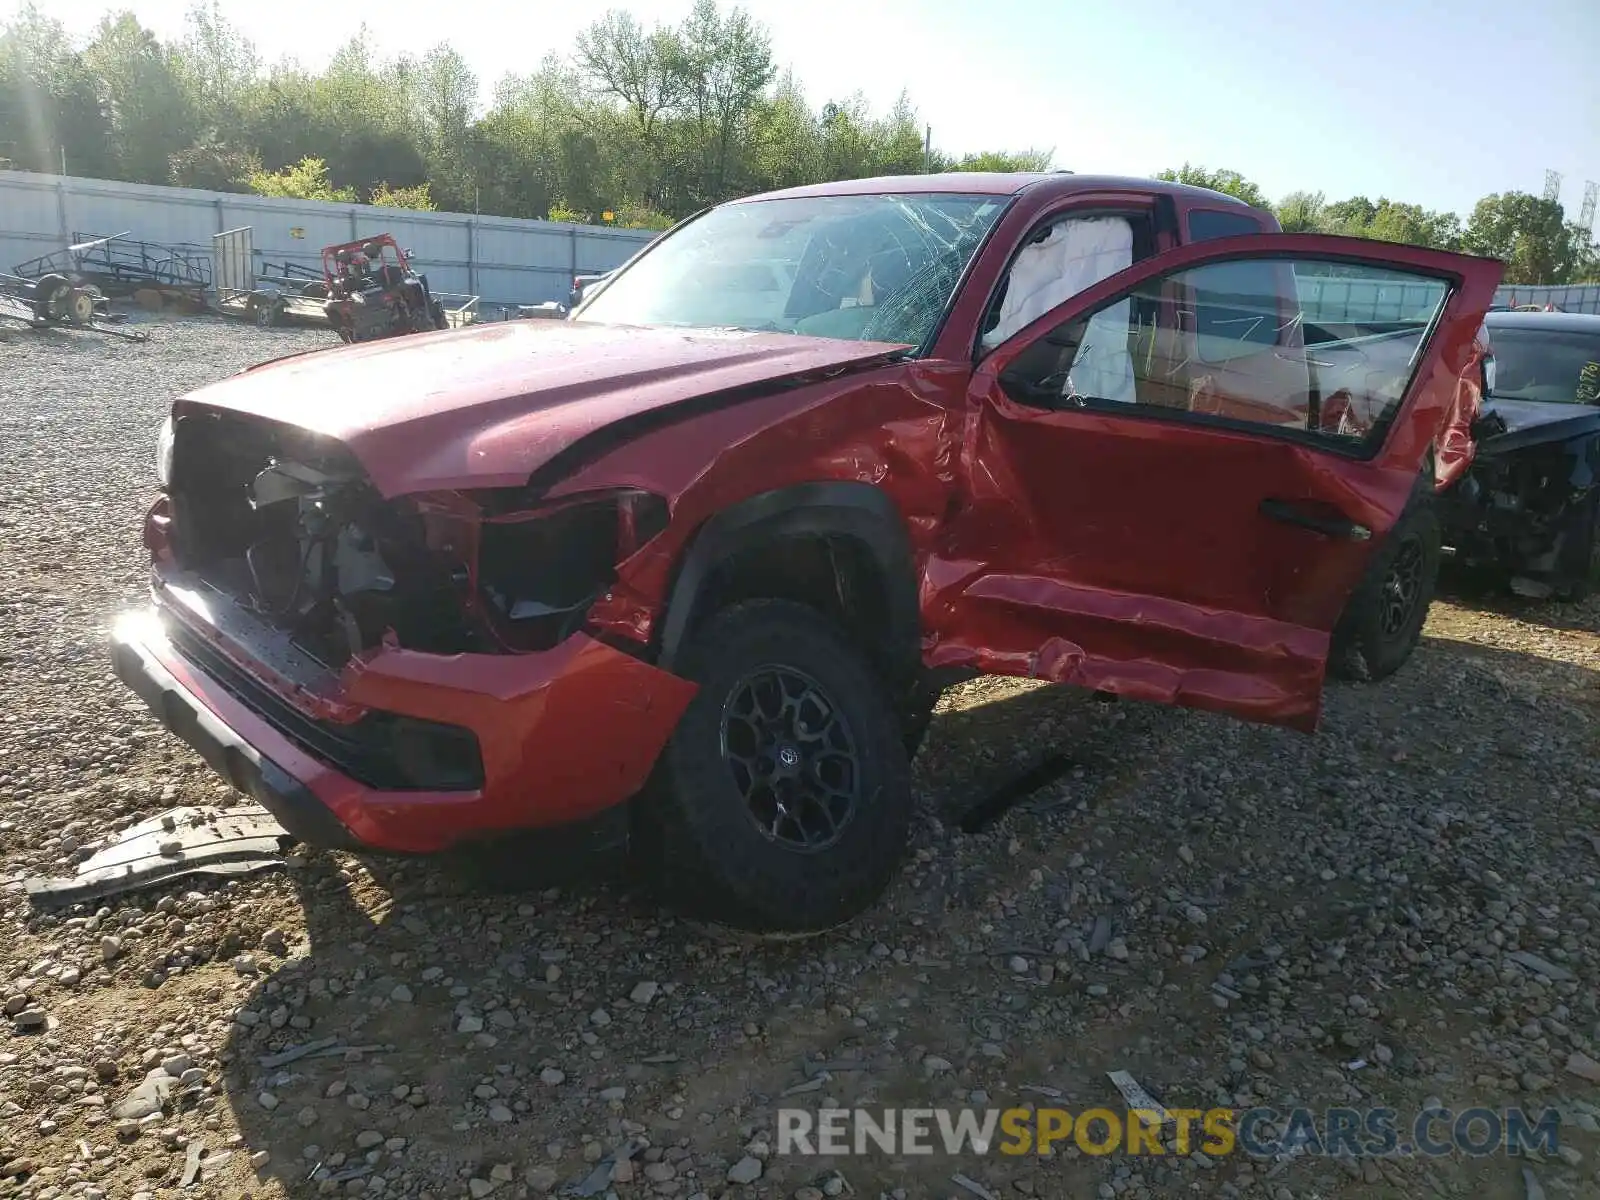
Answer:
(175, 320, 906, 497)
(1478, 396, 1600, 456)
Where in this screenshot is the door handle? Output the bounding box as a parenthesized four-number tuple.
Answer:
(1259, 498, 1372, 541)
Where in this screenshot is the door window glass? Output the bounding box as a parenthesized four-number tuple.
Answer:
(998, 256, 1452, 452)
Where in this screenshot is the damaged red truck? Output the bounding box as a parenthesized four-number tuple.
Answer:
(113, 173, 1502, 932)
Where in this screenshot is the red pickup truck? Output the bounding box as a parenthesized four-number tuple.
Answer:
(114, 173, 1500, 932)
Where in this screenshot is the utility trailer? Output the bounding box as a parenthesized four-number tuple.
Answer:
(210, 227, 333, 329)
(434, 292, 481, 328)
(14, 231, 210, 305)
(0, 271, 148, 340)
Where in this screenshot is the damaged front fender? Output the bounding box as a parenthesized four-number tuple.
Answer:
(339, 634, 697, 836)
(1442, 411, 1600, 592)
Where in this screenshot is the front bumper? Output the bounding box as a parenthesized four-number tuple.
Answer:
(111, 603, 697, 854)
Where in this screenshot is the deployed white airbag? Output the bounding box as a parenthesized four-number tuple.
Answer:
(983, 216, 1136, 404)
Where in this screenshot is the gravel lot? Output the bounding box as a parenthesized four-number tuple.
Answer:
(1, 313, 1597, 1200)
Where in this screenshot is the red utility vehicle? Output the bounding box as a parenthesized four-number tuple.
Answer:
(321, 234, 448, 344)
(115, 174, 1501, 931)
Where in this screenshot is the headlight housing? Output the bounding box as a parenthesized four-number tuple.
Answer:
(156, 414, 175, 487)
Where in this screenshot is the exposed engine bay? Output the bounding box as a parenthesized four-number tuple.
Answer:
(165, 412, 644, 668)
(1440, 412, 1600, 597)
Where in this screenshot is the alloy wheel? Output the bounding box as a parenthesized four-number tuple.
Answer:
(718, 664, 861, 853)
(1380, 538, 1425, 636)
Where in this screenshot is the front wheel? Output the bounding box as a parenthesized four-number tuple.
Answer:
(1329, 492, 1441, 682)
(641, 599, 913, 933)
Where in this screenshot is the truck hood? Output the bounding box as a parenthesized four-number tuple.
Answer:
(1478, 396, 1600, 457)
(175, 320, 907, 497)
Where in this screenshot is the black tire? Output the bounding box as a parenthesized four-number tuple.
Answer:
(899, 677, 943, 759)
(30, 273, 70, 321)
(641, 599, 912, 933)
(430, 300, 448, 330)
(253, 297, 282, 328)
(63, 287, 95, 324)
(1329, 490, 1441, 682)
(1554, 493, 1599, 602)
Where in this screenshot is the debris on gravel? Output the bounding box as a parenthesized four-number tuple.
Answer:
(1, 314, 1597, 1199)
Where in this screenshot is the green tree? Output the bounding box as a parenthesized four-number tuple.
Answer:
(574, 9, 686, 146)
(369, 180, 435, 209)
(168, 133, 258, 189)
(674, 0, 776, 206)
(17, 0, 1597, 272)
(1463, 191, 1584, 284)
(247, 155, 357, 201)
(408, 44, 477, 209)
(0, 5, 114, 177)
(1156, 163, 1268, 208)
(82, 12, 194, 184)
(747, 70, 821, 191)
(949, 149, 1053, 172)
(1365, 200, 1461, 250)
(1274, 190, 1326, 233)
(173, 0, 257, 118)
(1322, 195, 1377, 232)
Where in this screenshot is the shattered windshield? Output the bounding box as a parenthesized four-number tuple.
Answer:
(574, 192, 1008, 349)
(1487, 325, 1600, 406)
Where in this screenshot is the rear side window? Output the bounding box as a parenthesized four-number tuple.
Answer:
(1187, 209, 1265, 241)
(1186, 208, 1275, 353)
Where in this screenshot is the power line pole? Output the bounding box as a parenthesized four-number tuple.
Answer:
(923, 125, 931, 173)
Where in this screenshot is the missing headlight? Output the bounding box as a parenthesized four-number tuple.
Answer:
(478, 492, 666, 650)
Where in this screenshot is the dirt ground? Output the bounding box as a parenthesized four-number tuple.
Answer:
(1, 315, 1597, 1200)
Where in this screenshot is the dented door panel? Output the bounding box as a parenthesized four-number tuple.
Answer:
(931, 234, 1502, 730)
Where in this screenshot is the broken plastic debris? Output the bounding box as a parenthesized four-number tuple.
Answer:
(951, 1173, 998, 1200)
(25, 805, 290, 907)
(1345, 1059, 1368, 1071)
(567, 1136, 646, 1197)
(1505, 950, 1574, 982)
(258, 1037, 340, 1069)
(781, 1073, 830, 1096)
(1106, 1070, 1173, 1124)
(180, 1140, 207, 1187)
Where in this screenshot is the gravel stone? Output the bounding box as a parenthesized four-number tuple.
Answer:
(727, 1155, 763, 1184)
(0, 313, 1596, 1200)
(629, 980, 660, 1005)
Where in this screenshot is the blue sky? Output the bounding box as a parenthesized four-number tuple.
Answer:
(11, 0, 1598, 220)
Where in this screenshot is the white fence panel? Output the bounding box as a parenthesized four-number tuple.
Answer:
(1494, 283, 1600, 314)
(0, 170, 657, 307)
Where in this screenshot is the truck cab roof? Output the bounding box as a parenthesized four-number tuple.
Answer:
(736, 172, 1258, 207)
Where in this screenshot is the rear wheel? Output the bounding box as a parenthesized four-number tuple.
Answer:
(1554, 493, 1599, 601)
(63, 287, 95, 324)
(1329, 490, 1441, 682)
(252, 297, 283, 327)
(641, 599, 912, 933)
